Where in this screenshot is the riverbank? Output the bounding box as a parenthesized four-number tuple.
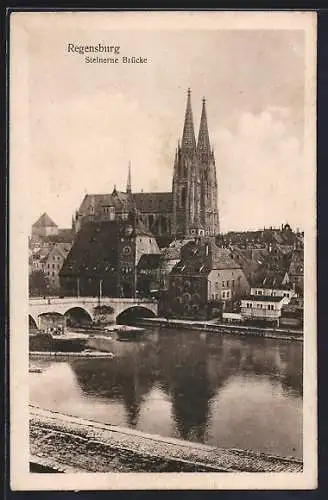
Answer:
(30, 406, 303, 473)
(137, 317, 303, 342)
(30, 351, 115, 360)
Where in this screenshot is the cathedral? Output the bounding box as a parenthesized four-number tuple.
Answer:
(73, 89, 220, 244)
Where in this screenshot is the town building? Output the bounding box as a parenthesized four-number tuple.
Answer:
(280, 297, 304, 329)
(43, 242, 72, 289)
(167, 238, 249, 319)
(288, 249, 304, 296)
(240, 295, 289, 326)
(251, 286, 296, 302)
(59, 205, 161, 298)
(159, 239, 193, 290)
(29, 213, 75, 295)
(31, 213, 59, 240)
(72, 90, 220, 244)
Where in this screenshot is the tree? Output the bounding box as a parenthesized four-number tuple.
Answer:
(29, 270, 50, 296)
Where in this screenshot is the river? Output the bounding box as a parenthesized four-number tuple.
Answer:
(29, 327, 303, 459)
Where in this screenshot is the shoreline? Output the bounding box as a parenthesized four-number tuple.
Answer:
(137, 317, 303, 342)
(29, 351, 115, 359)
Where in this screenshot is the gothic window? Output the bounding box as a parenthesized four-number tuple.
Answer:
(180, 187, 186, 208)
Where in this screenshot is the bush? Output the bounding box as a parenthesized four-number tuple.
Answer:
(94, 305, 115, 315)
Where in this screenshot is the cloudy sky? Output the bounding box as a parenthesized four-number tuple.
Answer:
(19, 13, 311, 232)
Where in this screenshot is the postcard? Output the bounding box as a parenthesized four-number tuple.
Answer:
(9, 10, 317, 490)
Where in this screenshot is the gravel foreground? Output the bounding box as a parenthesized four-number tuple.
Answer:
(30, 406, 303, 473)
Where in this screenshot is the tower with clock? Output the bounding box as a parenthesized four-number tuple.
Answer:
(117, 218, 137, 298)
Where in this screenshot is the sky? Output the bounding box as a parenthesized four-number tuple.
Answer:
(22, 15, 309, 232)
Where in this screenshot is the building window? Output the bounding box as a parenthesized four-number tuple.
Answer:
(232, 280, 235, 287)
(215, 281, 218, 289)
(222, 281, 225, 287)
(215, 294, 218, 299)
(222, 291, 225, 299)
(226, 280, 229, 287)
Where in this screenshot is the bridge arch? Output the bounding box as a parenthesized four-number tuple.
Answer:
(37, 312, 65, 332)
(116, 306, 156, 325)
(64, 307, 93, 327)
(29, 314, 38, 330)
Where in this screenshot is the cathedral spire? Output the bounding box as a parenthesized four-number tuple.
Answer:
(181, 88, 196, 151)
(197, 97, 211, 156)
(126, 161, 132, 194)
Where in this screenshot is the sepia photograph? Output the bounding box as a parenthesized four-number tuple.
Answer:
(9, 10, 317, 490)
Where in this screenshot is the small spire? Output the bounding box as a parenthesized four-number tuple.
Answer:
(112, 184, 117, 195)
(181, 88, 196, 151)
(126, 161, 132, 194)
(197, 96, 211, 155)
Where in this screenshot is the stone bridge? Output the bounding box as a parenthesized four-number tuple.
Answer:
(29, 297, 158, 329)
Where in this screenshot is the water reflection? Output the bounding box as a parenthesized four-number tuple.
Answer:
(30, 328, 303, 458)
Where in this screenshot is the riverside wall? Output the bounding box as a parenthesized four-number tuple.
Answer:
(30, 407, 303, 473)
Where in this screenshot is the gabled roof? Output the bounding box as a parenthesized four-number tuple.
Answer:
(161, 239, 193, 260)
(32, 213, 57, 228)
(137, 254, 161, 270)
(251, 271, 289, 289)
(60, 221, 120, 278)
(210, 245, 241, 270)
(171, 260, 210, 275)
(46, 242, 72, 260)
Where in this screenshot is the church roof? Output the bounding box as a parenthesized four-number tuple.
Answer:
(79, 192, 172, 214)
(32, 213, 57, 228)
(134, 192, 172, 213)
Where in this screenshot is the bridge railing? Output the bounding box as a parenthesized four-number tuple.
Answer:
(29, 296, 158, 305)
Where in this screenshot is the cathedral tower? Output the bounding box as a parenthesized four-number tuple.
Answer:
(172, 91, 219, 239)
(172, 89, 203, 238)
(197, 98, 219, 236)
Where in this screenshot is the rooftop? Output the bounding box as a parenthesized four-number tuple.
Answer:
(32, 213, 58, 228)
(241, 295, 285, 303)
